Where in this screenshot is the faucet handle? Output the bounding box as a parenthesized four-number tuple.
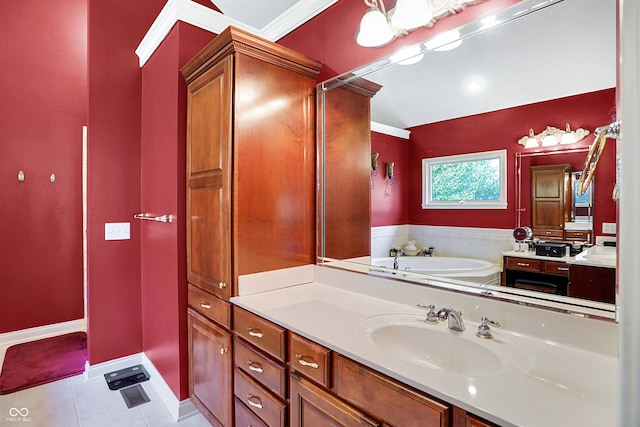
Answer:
(417, 304, 439, 323)
(477, 316, 500, 339)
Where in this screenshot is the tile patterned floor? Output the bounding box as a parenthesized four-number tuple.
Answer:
(0, 373, 211, 427)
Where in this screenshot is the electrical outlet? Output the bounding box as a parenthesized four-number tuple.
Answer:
(105, 222, 131, 240)
(602, 222, 617, 235)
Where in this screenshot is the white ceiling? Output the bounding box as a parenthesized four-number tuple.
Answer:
(363, 0, 616, 129)
(212, 0, 301, 29)
(211, 0, 616, 130)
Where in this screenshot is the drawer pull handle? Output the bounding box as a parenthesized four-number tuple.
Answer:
(247, 328, 264, 338)
(516, 262, 530, 267)
(218, 282, 227, 289)
(220, 347, 228, 355)
(295, 353, 319, 369)
(246, 394, 263, 409)
(200, 302, 211, 309)
(557, 267, 569, 271)
(247, 361, 263, 374)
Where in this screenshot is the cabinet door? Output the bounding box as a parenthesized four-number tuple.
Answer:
(290, 374, 379, 427)
(188, 308, 233, 427)
(568, 265, 616, 303)
(186, 56, 233, 300)
(531, 165, 570, 232)
(333, 355, 450, 427)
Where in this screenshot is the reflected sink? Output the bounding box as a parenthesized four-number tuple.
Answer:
(359, 314, 533, 377)
(574, 246, 616, 267)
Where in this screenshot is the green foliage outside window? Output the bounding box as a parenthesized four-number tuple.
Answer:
(431, 159, 500, 201)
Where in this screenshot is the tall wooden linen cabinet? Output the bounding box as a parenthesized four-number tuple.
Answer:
(181, 27, 321, 426)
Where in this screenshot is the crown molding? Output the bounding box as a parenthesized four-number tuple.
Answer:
(371, 121, 411, 139)
(135, 0, 337, 67)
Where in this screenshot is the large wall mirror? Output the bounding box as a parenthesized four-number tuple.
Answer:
(318, 0, 617, 318)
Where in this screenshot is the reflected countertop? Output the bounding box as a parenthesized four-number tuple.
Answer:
(503, 245, 616, 269)
(232, 266, 617, 427)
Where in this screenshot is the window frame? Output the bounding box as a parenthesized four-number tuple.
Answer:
(421, 149, 507, 209)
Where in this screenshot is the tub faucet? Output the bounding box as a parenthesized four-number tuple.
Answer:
(437, 308, 465, 331)
(393, 255, 399, 270)
(422, 247, 435, 256)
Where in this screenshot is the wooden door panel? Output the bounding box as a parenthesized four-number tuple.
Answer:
(188, 309, 233, 426)
(186, 57, 232, 298)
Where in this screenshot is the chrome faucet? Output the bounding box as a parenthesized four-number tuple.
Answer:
(393, 255, 399, 270)
(437, 308, 465, 331)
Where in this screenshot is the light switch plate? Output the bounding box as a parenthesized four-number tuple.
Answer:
(105, 222, 131, 240)
(602, 222, 617, 235)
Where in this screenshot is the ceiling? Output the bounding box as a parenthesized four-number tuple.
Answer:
(212, 0, 616, 130)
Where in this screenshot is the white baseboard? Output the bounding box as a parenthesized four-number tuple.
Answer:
(0, 318, 86, 347)
(141, 353, 198, 421)
(84, 352, 197, 421)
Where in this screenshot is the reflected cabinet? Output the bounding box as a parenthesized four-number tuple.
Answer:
(181, 26, 321, 426)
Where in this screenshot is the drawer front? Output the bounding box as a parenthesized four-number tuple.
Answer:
(188, 284, 231, 329)
(235, 397, 269, 427)
(334, 355, 449, 427)
(234, 337, 287, 399)
(234, 368, 287, 427)
(543, 261, 570, 277)
(289, 333, 331, 388)
(234, 307, 287, 362)
(505, 257, 543, 273)
(532, 229, 564, 240)
(565, 230, 590, 241)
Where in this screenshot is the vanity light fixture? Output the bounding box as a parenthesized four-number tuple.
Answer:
(518, 124, 589, 149)
(355, 0, 480, 48)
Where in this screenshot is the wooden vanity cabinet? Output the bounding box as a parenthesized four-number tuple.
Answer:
(530, 164, 572, 241)
(568, 264, 616, 303)
(502, 255, 569, 295)
(320, 78, 381, 260)
(181, 26, 321, 425)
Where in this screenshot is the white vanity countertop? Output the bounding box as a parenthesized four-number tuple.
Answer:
(232, 266, 618, 427)
(503, 245, 616, 269)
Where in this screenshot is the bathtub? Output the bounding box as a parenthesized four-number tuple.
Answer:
(371, 256, 501, 285)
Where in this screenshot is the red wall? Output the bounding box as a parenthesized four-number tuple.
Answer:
(0, 0, 86, 333)
(406, 88, 617, 234)
(140, 22, 215, 401)
(371, 132, 410, 226)
(86, 0, 165, 364)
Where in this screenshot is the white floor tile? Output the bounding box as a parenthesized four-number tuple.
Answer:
(0, 373, 211, 427)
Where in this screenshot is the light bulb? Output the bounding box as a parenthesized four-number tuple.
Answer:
(391, 0, 433, 30)
(356, 8, 394, 47)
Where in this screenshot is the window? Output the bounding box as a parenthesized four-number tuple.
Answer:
(422, 150, 507, 209)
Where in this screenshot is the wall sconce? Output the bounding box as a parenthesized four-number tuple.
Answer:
(371, 152, 380, 189)
(385, 162, 395, 197)
(518, 124, 589, 149)
(356, 0, 486, 47)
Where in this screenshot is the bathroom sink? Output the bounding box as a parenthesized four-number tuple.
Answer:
(359, 314, 533, 377)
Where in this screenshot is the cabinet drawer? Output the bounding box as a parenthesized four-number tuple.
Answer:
(234, 307, 287, 362)
(289, 333, 331, 388)
(234, 368, 287, 427)
(333, 355, 449, 427)
(544, 261, 570, 277)
(188, 284, 231, 328)
(565, 230, 590, 241)
(235, 397, 269, 427)
(505, 257, 542, 273)
(532, 229, 564, 240)
(234, 337, 287, 399)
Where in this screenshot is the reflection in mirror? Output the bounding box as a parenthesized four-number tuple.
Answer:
(318, 0, 617, 318)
